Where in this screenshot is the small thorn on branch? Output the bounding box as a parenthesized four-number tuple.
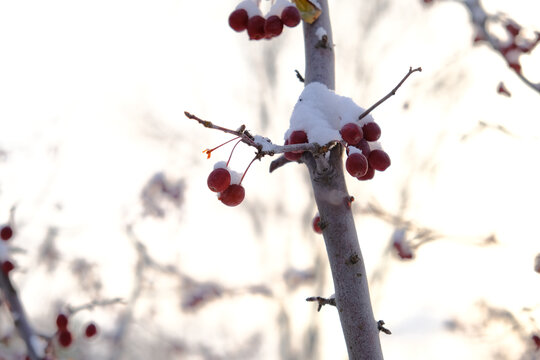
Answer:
(358, 66, 422, 121)
(378, 320, 392, 335)
(306, 295, 336, 312)
(295, 69, 305, 83)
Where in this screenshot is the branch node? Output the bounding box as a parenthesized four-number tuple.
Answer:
(378, 320, 392, 335)
(306, 295, 336, 312)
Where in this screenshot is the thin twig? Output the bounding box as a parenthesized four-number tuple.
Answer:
(185, 111, 339, 158)
(358, 67, 422, 121)
(306, 295, 336, 312)
(294, 69, 305, 83)
(377, 320, 392, 335)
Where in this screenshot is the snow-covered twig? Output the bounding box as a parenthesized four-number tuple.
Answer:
(184, 111, 339, 157)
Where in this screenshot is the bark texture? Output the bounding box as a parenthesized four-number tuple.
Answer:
(302, 2, 384, 358)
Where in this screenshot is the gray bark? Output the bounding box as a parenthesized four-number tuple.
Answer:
(301, 1, 384, 359)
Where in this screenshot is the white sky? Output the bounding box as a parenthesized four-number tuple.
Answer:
(1, 0, 540, 359)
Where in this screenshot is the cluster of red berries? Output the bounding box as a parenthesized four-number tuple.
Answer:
(207, 165, 246, 207)
(284, 120, 391, 181)
(1, 224, 15, 275)
(495, 21, 540, 74)
(55, 313, 98, 348)
(228, 0, 301, 40)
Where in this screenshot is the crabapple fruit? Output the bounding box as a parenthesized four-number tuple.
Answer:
(58, 330, 73, 347)
(357, 166, 375, 181)
(264, 15, 283, 38)
(312, 215, 323, 234)
(340, 123, 363, 145)
(362, 122, 381, 141)
(284, 139, 302, 161)
(207, 168, 231, 193)
(228, 9, 249, 32)
(288, 130, 308, 153)
(56, 314, 69, 330)
(247, 15, 266, 40)
(1, 260, 14, 275)
(281, 6, 301, 27)
(0, 225, 13, 241)
(368, 149, 391, 171)
(85, 323, 98, 338)
(219, 184, 245, 207)
(345, 153, 368, 178)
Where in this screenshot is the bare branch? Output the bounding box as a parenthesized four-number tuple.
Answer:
(306, 295, 336, 312)
(294, 69, 305, 83)
(377, 320, 392, 335)
(358, 66, 422, 121)
(0, 271, 41, 360)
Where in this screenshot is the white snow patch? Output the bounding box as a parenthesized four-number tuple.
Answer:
(315, 26, 327, 40)
(253, 135, 274, 152)
(236, 0, 262, 17)
(30, 335, 46, 358)
(267, 0, 291, 16)
(285, 82, 378, 147)
(213, 161, 228, 170)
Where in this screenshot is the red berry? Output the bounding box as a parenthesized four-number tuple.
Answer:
(368, 149, 391, 171)
(284, 139, 302, 161)
(0, 225, 13, 241)
(247, 16, 266, 40)
(340, 123, 363, 145)
(56, 313, 69, 330)
(532, 334, 540, 350)
(346, 153, 368, 178)
(357, 166, 375, 181)
(229, 9, 249, 32)
(312, 215, 323, 234)
(505, 22, 520, 37)
(264, 15, 283, 38)
(207, 168, 231, 193)
(85, 323, 98, 338)
(289, 130, 308, 152)
(356, 139, 371, 157)
(1, 261, 14, 274)
(58, 330, 72, 347)
(281, 6, 301, 27)
(219, 184, 245, 207)
(362, 122, 381, 141)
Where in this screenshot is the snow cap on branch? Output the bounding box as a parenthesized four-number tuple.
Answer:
(284, 82, 375, 145)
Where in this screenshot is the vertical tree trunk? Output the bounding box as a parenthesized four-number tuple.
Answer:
(301, 2, 384, 359)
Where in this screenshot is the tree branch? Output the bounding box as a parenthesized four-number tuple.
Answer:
(301, 2, 384, 358)
(0, 271, 41, 360)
